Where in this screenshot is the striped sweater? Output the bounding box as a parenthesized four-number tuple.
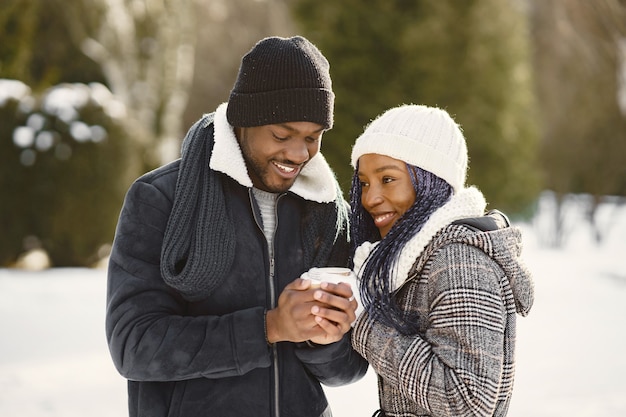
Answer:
(351, 210, 534, 416)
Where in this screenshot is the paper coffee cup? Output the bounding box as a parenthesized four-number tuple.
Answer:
(302, 267, 363, 321)
(302, 267, 355, 288)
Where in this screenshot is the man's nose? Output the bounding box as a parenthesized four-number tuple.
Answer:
(285, 140, 311, 164)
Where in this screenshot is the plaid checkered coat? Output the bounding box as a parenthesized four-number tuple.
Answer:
(352, 219, 534, 417)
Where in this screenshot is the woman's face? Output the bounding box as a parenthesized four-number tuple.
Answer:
(357, 153, 417, 238)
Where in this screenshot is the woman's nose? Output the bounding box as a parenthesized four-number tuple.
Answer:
(362, 186, 383, 209)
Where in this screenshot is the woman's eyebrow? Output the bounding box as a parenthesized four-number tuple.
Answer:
(358, 164, 404, 176)
(374, 165, 404, 173)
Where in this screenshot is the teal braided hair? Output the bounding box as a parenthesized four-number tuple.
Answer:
(349, 162, 453, 334)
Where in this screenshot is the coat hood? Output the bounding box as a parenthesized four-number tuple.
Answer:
(461, 225, 534, 316)
(425, 219, 534, 317)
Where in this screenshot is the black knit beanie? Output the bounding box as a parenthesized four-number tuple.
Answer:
(226, 36, 334, 129)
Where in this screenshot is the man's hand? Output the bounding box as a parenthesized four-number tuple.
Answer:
(265, 278, 357, 344)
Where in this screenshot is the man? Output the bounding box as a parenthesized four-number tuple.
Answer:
(105, 36, 368, 417)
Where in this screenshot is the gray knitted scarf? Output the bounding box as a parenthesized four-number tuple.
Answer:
(160, 113, 349, 301)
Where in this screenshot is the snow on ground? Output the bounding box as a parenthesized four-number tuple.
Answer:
(1, 195, 625, 416)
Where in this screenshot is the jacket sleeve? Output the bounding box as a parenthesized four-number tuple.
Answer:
(105, 177, 271, 382)
(294, 330, 369, 387)
(351, 243, 506, 416)
(293, 208, 368, 388)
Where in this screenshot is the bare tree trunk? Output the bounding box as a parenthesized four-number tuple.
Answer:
(53, 0, 198, 165)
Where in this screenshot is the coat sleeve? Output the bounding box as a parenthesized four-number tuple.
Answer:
(105, 176, 271, 382)
(293, 330, 369, 387)
(351, 243, 506, 416)
(293, 206, 369, 388)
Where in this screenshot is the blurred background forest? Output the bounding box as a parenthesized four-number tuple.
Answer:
(1, 0, 625, 268)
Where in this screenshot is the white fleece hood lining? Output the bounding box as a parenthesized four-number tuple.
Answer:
(209, 102, 337, 203)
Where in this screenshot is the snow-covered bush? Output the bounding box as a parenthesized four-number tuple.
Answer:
(0, 79, 142, 267)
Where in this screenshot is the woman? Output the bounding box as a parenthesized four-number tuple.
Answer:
(349, 104, 534, 417)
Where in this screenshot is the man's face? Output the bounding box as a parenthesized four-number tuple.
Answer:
(237, 121, 324, 193)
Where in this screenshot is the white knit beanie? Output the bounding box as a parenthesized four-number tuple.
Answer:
(350, 104, 468, 193)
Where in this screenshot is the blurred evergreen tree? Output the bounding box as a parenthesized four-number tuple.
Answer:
(0, 81, 140, 267)
(530, 0, 626, 198)
(0, 1, 137, 266)
(290, 0, 541, 217)
(1, 0, 198, 166)
(529, 0, 626, 245)
(0, 0, 106, 89)
(0, 81, 34, 264)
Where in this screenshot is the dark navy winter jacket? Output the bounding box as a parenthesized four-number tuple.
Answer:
(105, 104, 367, 417)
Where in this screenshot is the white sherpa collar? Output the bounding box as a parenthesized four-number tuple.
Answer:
(210, 102, 337, 203)
(353, 186, 487, 291)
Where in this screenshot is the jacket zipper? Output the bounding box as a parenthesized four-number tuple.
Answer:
(250, 189, 281, 417)
(269, 256, 279, 417)
(270, 194, 284, 417)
